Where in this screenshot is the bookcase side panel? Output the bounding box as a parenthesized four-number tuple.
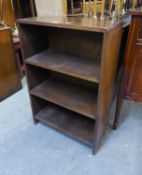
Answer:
(18, 24, 49, 59)
(93, 25, 123, 154)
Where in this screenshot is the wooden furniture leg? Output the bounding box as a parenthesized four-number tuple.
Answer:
(113, 68, 128, 129)
(113, 86, 124, 129)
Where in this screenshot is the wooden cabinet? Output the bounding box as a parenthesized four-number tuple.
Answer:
(0, 27, 22, 101)
(113, 9, 142, 129)
(18, 16, 122, 154)
(126, 43, 142, 100)
(126, 16, 142, 101)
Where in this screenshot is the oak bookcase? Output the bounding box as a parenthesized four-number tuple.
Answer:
(18, 16, 122, 154)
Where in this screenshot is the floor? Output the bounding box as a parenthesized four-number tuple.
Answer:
(0, 78, 141, 175)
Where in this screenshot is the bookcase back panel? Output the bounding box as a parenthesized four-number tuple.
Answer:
(48, 28, 103, 61)
(52, 72, 98, 92)
(26, 65, 51, 90)
(19, 24, 103, 62)
(19, 24, 49, 58)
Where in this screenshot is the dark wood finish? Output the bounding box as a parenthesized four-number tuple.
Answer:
(126, 44, 142, 100)
(17, 16, 122, 33)
(18, 16, 123, 154)
(18, 24, 49, 59)
(35, 104, 95, 146)
(31, 77, 98, 119)
(0, 27, 22, 101)
(113, 9, 142, 129)
(94, 24, 122, 152)
(25, 49, 100, 83)
(25, 65, 51, 123)
(13, 36, 25, 78)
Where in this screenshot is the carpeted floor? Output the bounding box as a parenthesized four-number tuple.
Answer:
(0, 78, 141, 175)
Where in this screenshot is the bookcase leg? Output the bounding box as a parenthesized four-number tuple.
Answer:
(113, 95, 124, 130)
(93, 132, 105, 155)
(33, 118, 39, 125)
(93, 120, 106, 155)
(113, 68, 127, 130)
(92, 145, 98, 155)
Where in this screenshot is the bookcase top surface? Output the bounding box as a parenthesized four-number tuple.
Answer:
(18, 16, 123, 33)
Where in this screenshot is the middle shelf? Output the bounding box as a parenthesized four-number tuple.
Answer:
(25, 49, 101, 83)
(31, 77, 98, 119)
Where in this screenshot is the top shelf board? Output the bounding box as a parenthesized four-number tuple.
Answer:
(18, 16, 123, 33)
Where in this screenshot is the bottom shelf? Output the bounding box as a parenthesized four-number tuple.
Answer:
(35, 104, 95, 146)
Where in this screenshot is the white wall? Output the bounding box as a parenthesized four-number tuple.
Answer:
(35, 0, 63, 16)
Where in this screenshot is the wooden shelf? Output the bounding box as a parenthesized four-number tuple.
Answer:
(31, 77, 97, 119)
(35, 105, 94, 146)
(25, 49, 100, 83)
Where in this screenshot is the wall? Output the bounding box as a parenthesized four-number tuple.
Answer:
(35, 0, 63, 16)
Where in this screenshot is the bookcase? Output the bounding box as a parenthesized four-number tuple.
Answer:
(18, 16, 122, 154)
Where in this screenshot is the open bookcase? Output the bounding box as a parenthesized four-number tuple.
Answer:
(18, 16, 122, 154)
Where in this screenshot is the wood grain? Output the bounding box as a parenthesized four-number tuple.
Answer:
(26, 49, 100, 83)
(31, 77, 98, 119)
(35, 104, 95, 146)
(94, 23, 122, 152)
